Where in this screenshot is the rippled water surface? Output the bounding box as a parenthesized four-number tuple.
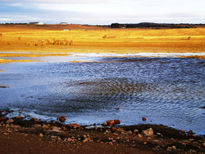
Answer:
(0, 56, 205, 134)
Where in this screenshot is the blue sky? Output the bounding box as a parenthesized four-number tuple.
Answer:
(0, 0, 205, 24)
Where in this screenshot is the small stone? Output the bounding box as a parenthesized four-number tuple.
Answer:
(52, 127, 61, 132)
(15, 116, 23, 119)
(188, 130, 194, 135)
(172, 146, 176, 150)
(67, 138, 72, 142)
(6, 119, 14, 124)
(114, 119, 120, 124)
(134, 129, 139, 134)
(42, 124, 49, 129)
(106, 120, 115, 126)
(144, 142, 147, 145)
(33, 124, 41, 128)
(39, 133, 43, 137)
(18, 110, 22, 114)
(58, 116, 66, 122)
(31, 118, 39, 122)
(83, 138, 89, 143)
(115, 107, 120, 110)
(142, 117, 147, 121)
(142, 128, 154, 137)
(128, 130, 132, 135)
(202, 143, 205, 147)
(111, 127, 117, 132)
(109, 142, 113, 145)
(137, 134, 143, 138)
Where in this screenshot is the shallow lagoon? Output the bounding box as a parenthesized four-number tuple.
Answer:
(0, 55, 205, 134)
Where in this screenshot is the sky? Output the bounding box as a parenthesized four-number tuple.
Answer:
(0, 0, 205, 24)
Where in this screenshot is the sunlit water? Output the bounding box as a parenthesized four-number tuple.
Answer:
(0, 55, 205, 134)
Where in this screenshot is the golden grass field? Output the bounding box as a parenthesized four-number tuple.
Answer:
(0, 24, 205, 63)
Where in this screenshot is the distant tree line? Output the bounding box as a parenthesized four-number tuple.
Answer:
(110, 22, 203, 29)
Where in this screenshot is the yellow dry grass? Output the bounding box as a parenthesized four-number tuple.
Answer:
(0, 58, 41, 64)
(0, 25, 205, 54)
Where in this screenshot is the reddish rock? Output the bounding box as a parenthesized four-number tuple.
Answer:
(111, 127, 117, 132)
(67, 123, 80, 129)
(188, 130, 194, 135)
(102, 122, 108, 126)
(134, 129, 139, 134)
(18, 110, 22, 114)
(58, 116, 66, 123)
(142, 128, 154, 137)
(137, 134, 143, 138)
(115, 107, 120, 110)
(114, 119, 120, 124)
(0, 110, 3, 114)
(31, 118, 39, 122)
(142, 117, 147, 121)
(106, 120, 115, 126)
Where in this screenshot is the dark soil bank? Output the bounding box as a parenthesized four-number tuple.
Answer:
(0, 110, 205, 154)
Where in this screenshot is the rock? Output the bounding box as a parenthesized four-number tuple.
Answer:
(14, 116, 23, 119)
(67, 138, 73, 142)
(111, 127, 117, 132)
(106, 120, 115, 126)
(187, 130, 194, 135)
(109, 142, 113, 145)
(128, 130, 132, 135)
(167, 146, 176, 151)
(115, 107, 120, 110)
(137, 134, 143, 138)
(142, 117, 147, 121)
(67, 123, 80, 129)
(102, 122, 108, 126)
(33, 124, 41, 128)
(58, 116, 66, 122)
(18, 110, 22, 114)
(142, 128, 154, 137)
(0, 110, 3, 114)
(202, 143, 205, 147)
(83, 138, 89, 143)
(134, 129, 139, 134)
(39, 133, 43, 137)
(172, 146, 176, 150)
(42, 124, 49, 129)
(200, 106, 205, 109)
(52, 127, 61, 132)
(6, 119, 14, 124)
(31, 118, 39, 122)
(114, 119, 120, 124)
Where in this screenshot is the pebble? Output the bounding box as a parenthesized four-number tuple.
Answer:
(31, 118, 39, 122)
(202, 143, 205, 147)
(142, 128, 154, 137)
(114, 119, 120, 124)
(83, 138, 89, 143)
(142, 117, 147, 121)
(58, 116, 66, 123)
(133, 129, 139, 134)
(67, 138, 73, 142)
(39, 133, 43, 137)
(137, 134, 143, 138)
(115, 107, 120, 110)
(18, 110, 22, 114)
(52, 127, 61, 132)
(6, 119, 14, 124)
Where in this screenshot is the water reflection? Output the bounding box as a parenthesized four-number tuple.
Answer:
(0, 56, 205, 134)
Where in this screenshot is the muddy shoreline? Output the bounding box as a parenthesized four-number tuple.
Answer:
(0, 110, 204, 153)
